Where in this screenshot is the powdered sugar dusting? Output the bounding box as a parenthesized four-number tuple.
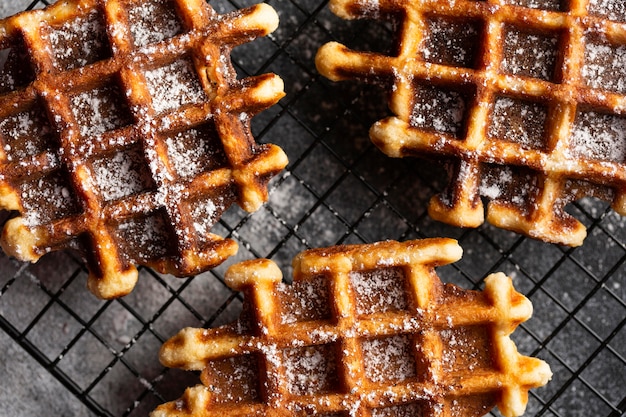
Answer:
(71, 84, 132, 137)
(480, 166, 513, 200)
(117, 210, 173, 261)
(582, 33, 626, 93)
(362, 0, 381, 18)
(204, 355, 260, 404)
(144, 58, 207, 114)
(92, 146, 155, 201)
(569, 110, 626, 162)
(164, 125, 227, 179)
(501, 27, 558, 81)
(165, 130, 205, 179)
(501, 0, 562, 10)
(282, 344, 338, 395)
(371, 403, 425, 417)
(440, 327, 492, 372)
(20, 172, 80, 227)
(411, 85, 467, 136)
(488, 96, 547, 150)
(480, 165, 538, 209)
(422, 18, 479, 68)
(0, 37, 35, 93)
(128, 0, 182, 48)
(0, 104, 53, 161)
(361, 335, 417, 383)
(47, 9, 109, 70)
(588, 0, 626, 22)
(350, 267, 408, 315)
(189, 193, 231, 239)
(278, 276, 331, 324)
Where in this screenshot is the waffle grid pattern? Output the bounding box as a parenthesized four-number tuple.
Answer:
(0, 0, 287, 298)
(0, 0, 625, 416)
(154, 239, 551, 417)
(316, 0, 626, 247)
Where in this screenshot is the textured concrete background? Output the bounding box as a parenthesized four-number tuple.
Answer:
(0, 1, 625, 416)
(0, 1, 32, 17)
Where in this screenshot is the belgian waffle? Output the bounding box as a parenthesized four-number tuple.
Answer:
(316, 0, 626, 246)
(153, 239, 551, 417)
(0, 0, 287, 298)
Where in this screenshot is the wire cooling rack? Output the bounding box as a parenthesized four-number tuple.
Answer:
(0, 0, 625, 416)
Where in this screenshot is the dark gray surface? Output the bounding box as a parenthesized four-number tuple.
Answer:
(0, 0, 625, 416)
(0, 329, 94, 416)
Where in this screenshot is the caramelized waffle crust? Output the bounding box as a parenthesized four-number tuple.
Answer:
(316, 0, 626, 247)
(153, 239, 551, 417)
(0, 0, 287, 298)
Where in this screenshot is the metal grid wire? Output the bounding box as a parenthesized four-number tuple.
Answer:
(0, 0, 625, 416)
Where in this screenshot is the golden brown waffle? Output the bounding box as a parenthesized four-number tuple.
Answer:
(153, 239, 551, 417)
(316, 0, 626, 247)
(0, 0, 287, 298)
